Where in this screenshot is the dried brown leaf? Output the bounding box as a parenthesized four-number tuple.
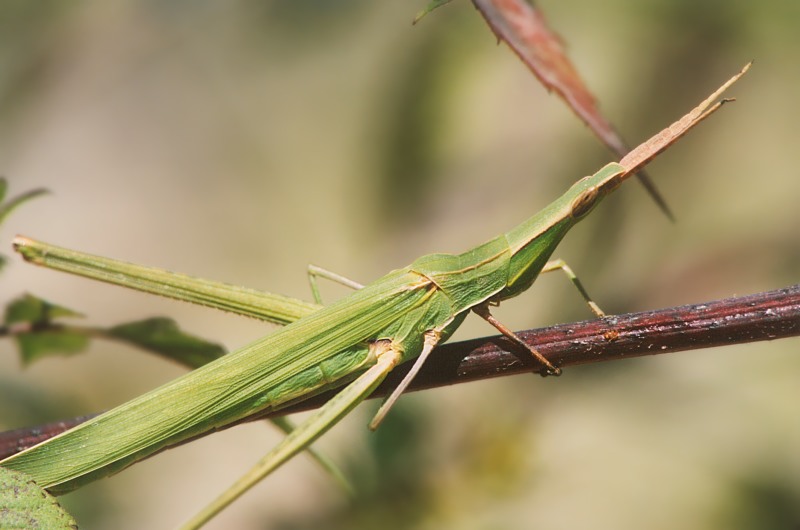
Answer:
(472, 0, 673, 218)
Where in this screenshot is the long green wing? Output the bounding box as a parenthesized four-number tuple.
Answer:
(0, 268, 431, 493)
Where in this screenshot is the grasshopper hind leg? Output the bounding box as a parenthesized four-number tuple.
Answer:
(541, 259, 605, 317)
(179, 341, 403, 530)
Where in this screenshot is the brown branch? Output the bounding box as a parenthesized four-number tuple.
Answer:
(2, 284, 798, 460)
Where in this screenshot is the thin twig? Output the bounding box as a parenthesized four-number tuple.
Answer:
(2, 284, 798, 460)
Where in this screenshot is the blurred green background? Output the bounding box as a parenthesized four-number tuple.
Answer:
(1, 1, 798, 529)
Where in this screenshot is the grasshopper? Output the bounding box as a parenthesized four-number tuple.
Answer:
(1, 64, 748, 528)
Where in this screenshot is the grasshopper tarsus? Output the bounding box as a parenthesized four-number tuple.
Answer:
(547, 366, 563, 377)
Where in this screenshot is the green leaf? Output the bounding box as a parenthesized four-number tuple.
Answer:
(5, 294, 89, 365)
(15, 331, 90, 366)
(107, 317, 226, 369)
(3, 297, 225, 368)
(412, 0, 454, 24)
(0, 467, 78, 529)
(0, 181, 48, 269)
(4, 294, 84, 325)
(0, 185, 49, 226)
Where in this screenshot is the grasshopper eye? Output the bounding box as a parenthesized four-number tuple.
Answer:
(571, 186, 599, 218)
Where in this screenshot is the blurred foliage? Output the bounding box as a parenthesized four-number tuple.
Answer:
(369, 19, 460, 226)
(0, 2, 74, 123)
(3, 292, 225, 368)
(715, 474, 800, 530)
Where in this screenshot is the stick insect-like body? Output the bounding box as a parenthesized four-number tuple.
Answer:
(1, 65, 748, 528)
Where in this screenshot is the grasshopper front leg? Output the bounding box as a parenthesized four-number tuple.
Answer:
(541, 259, 605, 317)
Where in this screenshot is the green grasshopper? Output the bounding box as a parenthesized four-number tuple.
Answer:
(1, 65, 748, 529)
